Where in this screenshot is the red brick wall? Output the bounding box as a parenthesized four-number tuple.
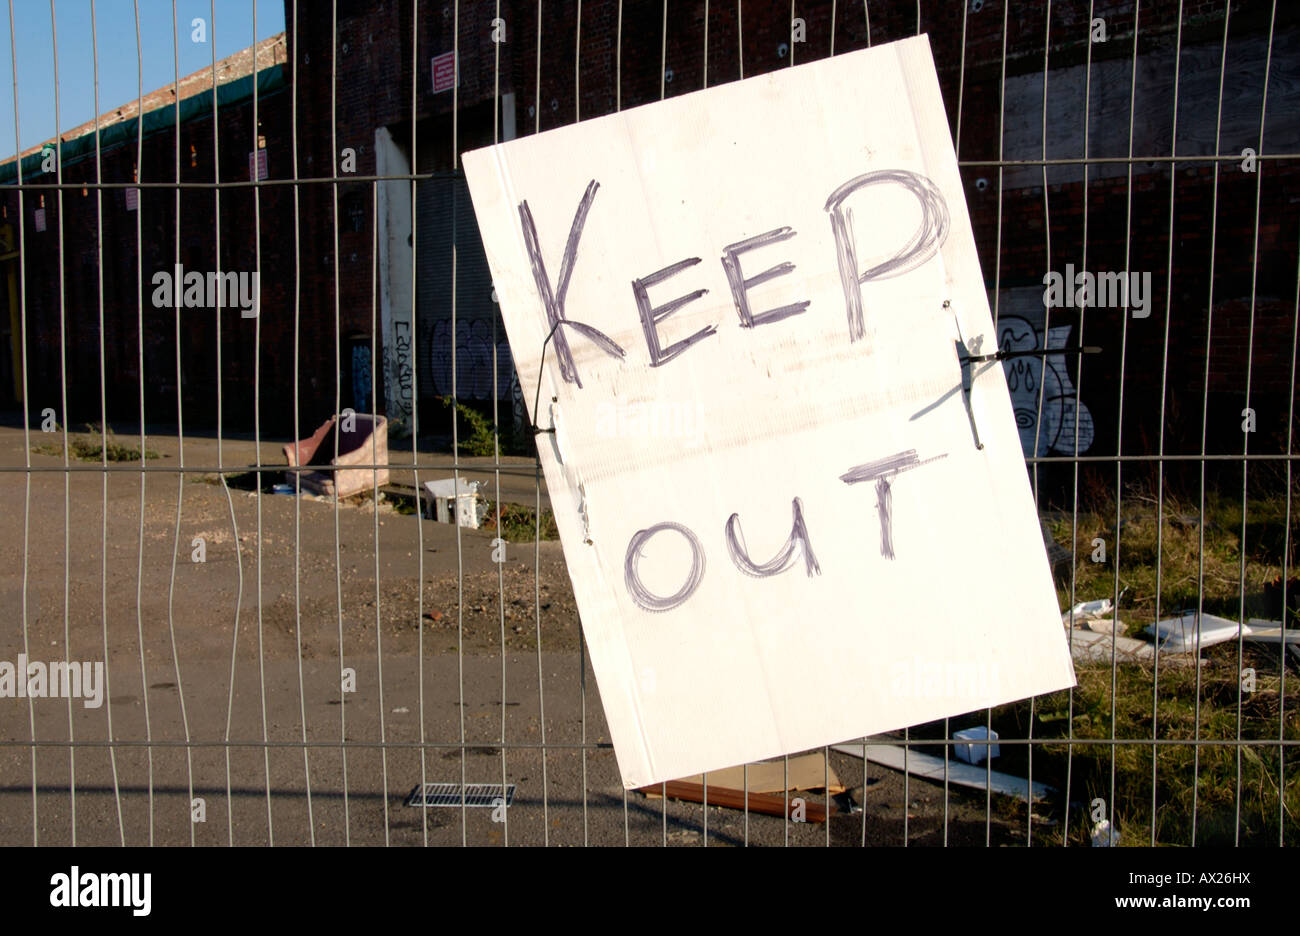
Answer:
(12, 0, 1298, 464)
(5, 80, 299, 435)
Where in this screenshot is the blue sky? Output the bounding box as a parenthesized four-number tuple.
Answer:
(0, 0, 285, 160)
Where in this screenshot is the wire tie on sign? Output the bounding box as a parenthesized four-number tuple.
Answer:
(962, 344, 1103, 364)
(948, 297, 1101, 452)
(953, 343, 1103, 452)
(530, 319, 561, 436)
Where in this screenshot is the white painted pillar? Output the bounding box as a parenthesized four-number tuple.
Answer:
(374, 126, 414, 436)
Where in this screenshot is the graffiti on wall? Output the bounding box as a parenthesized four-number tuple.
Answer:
(998, 315, 1094, 456)
(382, 318, 413, 430)
(424, 316, 529, 439)
(352, 344, 371, 414)
(426, 317, 514, 401)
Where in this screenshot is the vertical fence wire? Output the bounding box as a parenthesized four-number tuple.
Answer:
(46, 0, 74, 848)
(533, 0, 552, 849)
(410, 0, 431, 850)
(620, 0, 631, 849)
(371, 143, 392, 849)
(1060, 0, 1096, 847)
(1025, 0, 1053, 850)
(287, 0, 316, 845)
(1235, 0, 1278, 844)
(1192, 1, 1235, 846)
(576, 0, 590, 851)
(8, 0, 33, 850)
(1106, 0, 1142, 848)
(492, 0, 510, 850)
(217, 0, 247, 852)
(88, 0, 126, 846)
(328, 0, 348, 847)
(130, 0, 156, 849)
(450, 0, 468, 849)
(1282, 205, 1299, 849)
(1150, 0, 1186, 848)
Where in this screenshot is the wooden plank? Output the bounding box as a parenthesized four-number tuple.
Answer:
(649, 753, 845, 796)
(637, 781, 834, 822)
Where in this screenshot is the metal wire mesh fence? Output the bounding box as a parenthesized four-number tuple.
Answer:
(0, 0, 1296, 847)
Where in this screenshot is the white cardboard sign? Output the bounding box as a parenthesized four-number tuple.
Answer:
(463, 36, 1076, 789)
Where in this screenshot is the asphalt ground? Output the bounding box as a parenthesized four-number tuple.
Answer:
(0, 422, 1026, 846)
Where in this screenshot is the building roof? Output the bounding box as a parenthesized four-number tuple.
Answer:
(0, 32, 287, 174)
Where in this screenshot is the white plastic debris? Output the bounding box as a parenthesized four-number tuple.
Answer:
(953, 726, 1000, 765)
(1091, 818, 1120, 847)
(1154, 612, 1253, 654)
(1081, 618, 1127, 636)
(423, 478, 483, 528)
(1063, 598, 1112, 627)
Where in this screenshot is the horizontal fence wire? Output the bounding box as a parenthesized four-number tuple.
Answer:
(1, 0, 1295, 847)
(5, 452, 1300, 475)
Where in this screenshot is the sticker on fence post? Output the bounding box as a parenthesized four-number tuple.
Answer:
(462, 35, 1076, 789)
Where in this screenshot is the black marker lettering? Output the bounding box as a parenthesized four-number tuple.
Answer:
(825, 170, 950, 342)
(518, 179, 625, 388)
(840, 449, 948, 560)
(632, 257, 716, 366)
(624, 522, 706, 612)
(875, 477, 894, 560)
(725, 496, 821, 577)
(720, 227, 811, 328)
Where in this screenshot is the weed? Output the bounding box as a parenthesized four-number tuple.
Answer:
(31, 423, 161, 462)
(429, 396, 498, 456)
(481, 499, 558, 542)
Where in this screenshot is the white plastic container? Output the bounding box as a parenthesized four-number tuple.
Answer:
(424, 478, 483, 528)
(953, 726, 1000, 764)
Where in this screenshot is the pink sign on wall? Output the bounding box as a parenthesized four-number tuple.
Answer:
(432, 51, 457, 94)
(248, 148, 268, 182)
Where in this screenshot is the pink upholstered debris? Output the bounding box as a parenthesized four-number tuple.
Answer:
(282, 413, 390, 498)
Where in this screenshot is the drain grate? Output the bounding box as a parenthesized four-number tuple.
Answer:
(405, 783, 516, 808)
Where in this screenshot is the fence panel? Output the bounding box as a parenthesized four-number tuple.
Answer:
(0, 0, 1296, 847)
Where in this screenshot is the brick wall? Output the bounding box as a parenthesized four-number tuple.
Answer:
(5, 76, 298, 434)
(12, 0, 1299, 465)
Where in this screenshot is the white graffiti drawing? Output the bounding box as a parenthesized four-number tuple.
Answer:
(999, 315, 1094, 456)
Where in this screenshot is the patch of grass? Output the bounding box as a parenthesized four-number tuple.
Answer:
(986, 643, 1300, 845)
(391, 494, 419, 515)
(1048, 480, 1300, 629)
(32, 423, 161, 462)
(481, 499, 558, 542)
(976, 477, 1300, 843)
